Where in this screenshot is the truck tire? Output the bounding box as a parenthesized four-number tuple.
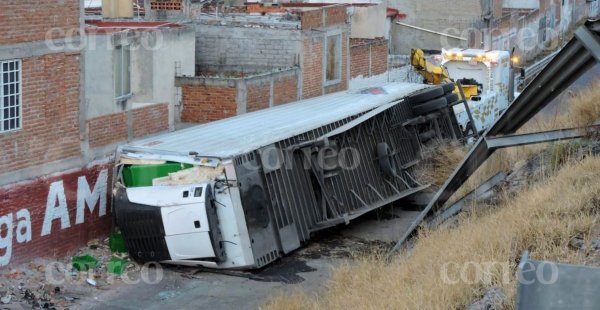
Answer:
(412, 97, 447, 115)
(445, 93, 459, 105)
(377, 142, 397, 177)
(408, 86, 444, 104)
(441, 82, 455, 93)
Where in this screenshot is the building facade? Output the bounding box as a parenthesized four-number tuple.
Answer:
(0, 0, 113, 267)
(0, 2, 194, 267)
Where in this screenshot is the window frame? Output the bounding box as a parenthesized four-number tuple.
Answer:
(114, 45, 132, 101)
(0, 59, 22, 133)
(323, 31, 343, 86)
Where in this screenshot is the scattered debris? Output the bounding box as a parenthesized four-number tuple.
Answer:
(0, 237, 132, 309)
(1, 294, 12, 304)
(467, 288, 506, 310)
(570, 236, 600, 252)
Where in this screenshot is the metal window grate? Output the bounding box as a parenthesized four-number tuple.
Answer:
(0, 59, 22, 133)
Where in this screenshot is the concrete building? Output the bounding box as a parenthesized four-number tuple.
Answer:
(348, 4, 402, 80)
(0, 2, 195, 267)
(143, 1, 398, 123)
(0, 0, 113, 267)
(387, 0, 590, 60)
(84, 20, 195, 135)
(487, 0, 590, 62)
(163, 4, 352, 123)
(388, 0, 482, 54)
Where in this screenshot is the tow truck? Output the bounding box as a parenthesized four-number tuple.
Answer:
(411, 48, 515, 134)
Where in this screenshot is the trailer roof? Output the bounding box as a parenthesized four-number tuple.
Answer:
(126, 83, 427, 158)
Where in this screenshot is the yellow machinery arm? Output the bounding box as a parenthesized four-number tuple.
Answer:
(410, 48, 452, 85)
(410, 48, 479, 98)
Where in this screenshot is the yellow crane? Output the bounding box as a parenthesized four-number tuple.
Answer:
(410, 48, 481, 99)
(410, 48, 452, 85)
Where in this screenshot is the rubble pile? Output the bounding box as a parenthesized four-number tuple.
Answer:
(0, 238, 131, 310)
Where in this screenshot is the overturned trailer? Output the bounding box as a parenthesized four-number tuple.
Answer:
(113, 83, 462, 269)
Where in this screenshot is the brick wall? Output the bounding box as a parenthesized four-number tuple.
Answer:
(324, 32, 349, 95)
(0, 0, 80, 44)
(302, 38, 324, 98)
(302, 31, 350, 98)
(181, 84, 237, 123)
(0, 53, 81, 174)
(178, 69, 299, 122)
(273, 75, 298, 106)
(324, 6, 348, 26)
(301, 9, 324, 30)
(350, 38, 389, 78)
(132, 103, 170, 137)
(246, 82, 270, 113)
(0, 163, 112, 267)
(88, 112, 128, 148)
(301, 5, 347, 30)
(370, 39, 388, 75)
(350, 43, 370, 78)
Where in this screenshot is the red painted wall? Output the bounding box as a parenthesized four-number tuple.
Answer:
(0, 162, 113, 267)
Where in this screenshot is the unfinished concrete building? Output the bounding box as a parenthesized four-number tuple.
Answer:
(169, 5, 351, 123)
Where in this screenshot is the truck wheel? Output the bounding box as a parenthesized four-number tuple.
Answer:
(377, 142, 397, 177)
(412, 97, 448, 115)
(445, 93, 459, 105)
(441, 82, 455, 93)
(408, 86, 444, 104)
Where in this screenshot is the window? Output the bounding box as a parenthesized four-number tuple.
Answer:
(324, 34, 342, 85)
(114, 45, 131, 99)
(1, 60, 22, 133)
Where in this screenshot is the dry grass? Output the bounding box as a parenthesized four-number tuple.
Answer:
(415, 139, 467, 188)
(262, 77, 600, 310)
(263, 156, 600, 310)
(450, 79, 600, 202)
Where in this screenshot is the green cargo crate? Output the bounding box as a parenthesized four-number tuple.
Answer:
(107, 257, 128, 275)
(109, 232, 127, 253)
(72, 255, 98, 272)
(122, 162, 193, 187)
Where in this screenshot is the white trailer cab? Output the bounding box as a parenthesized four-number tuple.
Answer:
(112, 83, 463, 270)
(441, 48, 512, 133)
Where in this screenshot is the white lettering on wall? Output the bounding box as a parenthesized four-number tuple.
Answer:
(76, 169, 108, 224)
(0, 169, 110, 267)
(41, 180, 71, 236)
(15, 209, 31, 244)
(0, 214, 14, 267)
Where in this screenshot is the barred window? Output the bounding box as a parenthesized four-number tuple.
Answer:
(1, 60, 21, 133)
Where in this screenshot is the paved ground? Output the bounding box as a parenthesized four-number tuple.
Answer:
(73, 208, 421, 310)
